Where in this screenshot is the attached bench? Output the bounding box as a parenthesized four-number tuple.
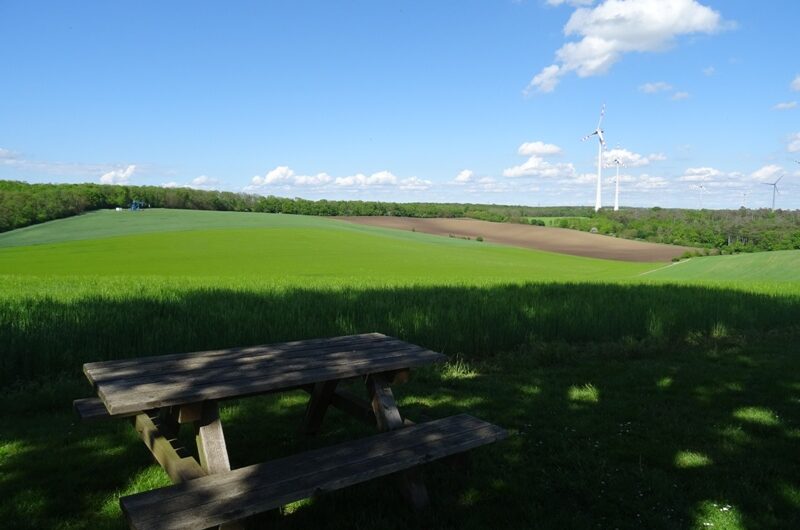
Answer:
(76, 333, 507, 528)
(121, 414, 506, 530)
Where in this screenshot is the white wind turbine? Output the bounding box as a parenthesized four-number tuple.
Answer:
(611, 155, 623, 211)
(764, 175, 783, 210)
(582, 104, 606, 212)
(695, 184, 707, 209)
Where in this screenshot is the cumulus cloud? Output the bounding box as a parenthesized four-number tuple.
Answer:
(789, 133, 800, 153)
(792, 75, 800, 91)
(334, 170, 397, 188)
(398, 176, 433, 191)
(632, 174, 669, 189)
(518, 141, 562, 156)
(639, 81, 672, 93)
(678, 167, 722, 182)
(190, 175, 220, 188)
(454, 169, 474, 183)
(605, 148, 666, 168)
(0, 147, 19, 161)
(547, 0, 596, 6)
(251, 166, 333, 187)
(773, 101, 797, 110)
(248, 166, 430, 192)
(671, 91, 690, 100)
(161, 181, 180, 188)
(750, 164, 783, 183)
(526, 0, 727, 94)
(100, 164, 136, 184)
(503, 155, 575, 179)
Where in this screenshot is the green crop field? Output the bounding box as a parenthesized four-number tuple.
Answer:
(644, 250, 800, 282)
(1, 209, 799, 530)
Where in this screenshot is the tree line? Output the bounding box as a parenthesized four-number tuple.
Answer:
(1, 180, 798, 253)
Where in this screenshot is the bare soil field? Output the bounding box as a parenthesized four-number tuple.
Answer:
(337, 216, 695, 262)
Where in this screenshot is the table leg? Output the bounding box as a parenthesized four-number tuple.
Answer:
(366, 374, 430, 510)
(300, 379, 339, 435)
(195, 400, 231, 474)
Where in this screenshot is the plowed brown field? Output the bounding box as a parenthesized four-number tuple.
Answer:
(337, 216, 694, 262)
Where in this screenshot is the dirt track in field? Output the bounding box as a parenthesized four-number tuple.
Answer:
(337, 216, 695, 263)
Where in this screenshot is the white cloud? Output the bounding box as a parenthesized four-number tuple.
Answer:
(789, 133, 800, 153)
(99, 164, 136, 185)
(526, 0, 727, 93)
(190, 175, 220, 188)
(678, 167, 722, 182)
(518, 141, 562, 156)
(248, 166, 431, 192)
(454, 169, 474, 183)
(773, 101, 797, 111)
(671, 91, 690, 100)
(161, 181, 180, 188)
(632, 174, 669, 189)
(334, 170, 397, 188)
(792, 75, 800, 91)
(503, 155, 575, 179)
(251, 166, 333, 187)
(605, 148, 666, 167)
(547, 0, 596, 7)
(0, 147, 19, 161)
(703, 66, 715, 76)
(639, 81, 672, 93)
(399, 176, 432, 191)
(750, 164, 783, 183)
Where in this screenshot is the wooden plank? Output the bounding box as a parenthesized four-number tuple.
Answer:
(366, 375, 404, 432)
(73, 397, 113, 421)
(299, 380, 339, 435)
(366, 374, 429, 509)
(177, 403, 203, 424)
(195, 401, 231, 475)
(98, 349, 445, 415)
(328, 388, 376, 425)
(88, 339, 425, 389)
(132, 412, 207, 484)
(121, 415, 507, 530)
(85, 333, 387, 381)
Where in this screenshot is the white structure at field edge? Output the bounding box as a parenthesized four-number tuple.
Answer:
(582, 105, 606, 212)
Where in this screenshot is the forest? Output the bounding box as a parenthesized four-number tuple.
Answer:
(1, 180, 798, 253)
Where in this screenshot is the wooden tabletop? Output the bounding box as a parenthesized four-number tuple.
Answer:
(84, 333, 446, 415)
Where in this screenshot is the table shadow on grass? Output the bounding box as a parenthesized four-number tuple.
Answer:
(1, 283, 799, 528)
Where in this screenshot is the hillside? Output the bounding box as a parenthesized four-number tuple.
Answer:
(643, 250, 800, 282)
(0, 209, 655, 281)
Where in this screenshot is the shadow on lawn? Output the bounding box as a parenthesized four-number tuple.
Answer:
(1, 283, 799, 528)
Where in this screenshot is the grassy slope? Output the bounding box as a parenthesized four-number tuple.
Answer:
(2, 209, 799, 530)
(645, 250, 800, 282)
(0, 209, 655, 281)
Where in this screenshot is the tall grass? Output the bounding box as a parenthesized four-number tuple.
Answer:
(2, 275, 798, 386)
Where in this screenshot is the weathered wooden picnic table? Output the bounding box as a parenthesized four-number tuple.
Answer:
(75, 332, 506, 529)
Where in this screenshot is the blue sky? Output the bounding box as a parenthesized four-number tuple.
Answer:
(1, 0, 799, 209)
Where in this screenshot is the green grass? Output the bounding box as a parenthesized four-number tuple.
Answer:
(0, 209, 655, 280)
(1, 208, 799, 529)
(644, 251, 800, 282)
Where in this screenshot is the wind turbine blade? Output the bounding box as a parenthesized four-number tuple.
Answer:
(598, 130, 605, 144)
(581, 132, 597, 141)
(596, 104, 605, 130)
(776, 175, 784, 184)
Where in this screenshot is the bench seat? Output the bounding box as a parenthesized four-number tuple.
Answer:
(121, 414, 506, 530)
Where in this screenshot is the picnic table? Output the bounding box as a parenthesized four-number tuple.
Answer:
(74, 332, 506, 529)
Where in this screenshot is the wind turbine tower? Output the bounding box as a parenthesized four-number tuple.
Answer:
(611, 156, 623, 211)
(764, 175, 783, 210)
(582, 105, 606, 212)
